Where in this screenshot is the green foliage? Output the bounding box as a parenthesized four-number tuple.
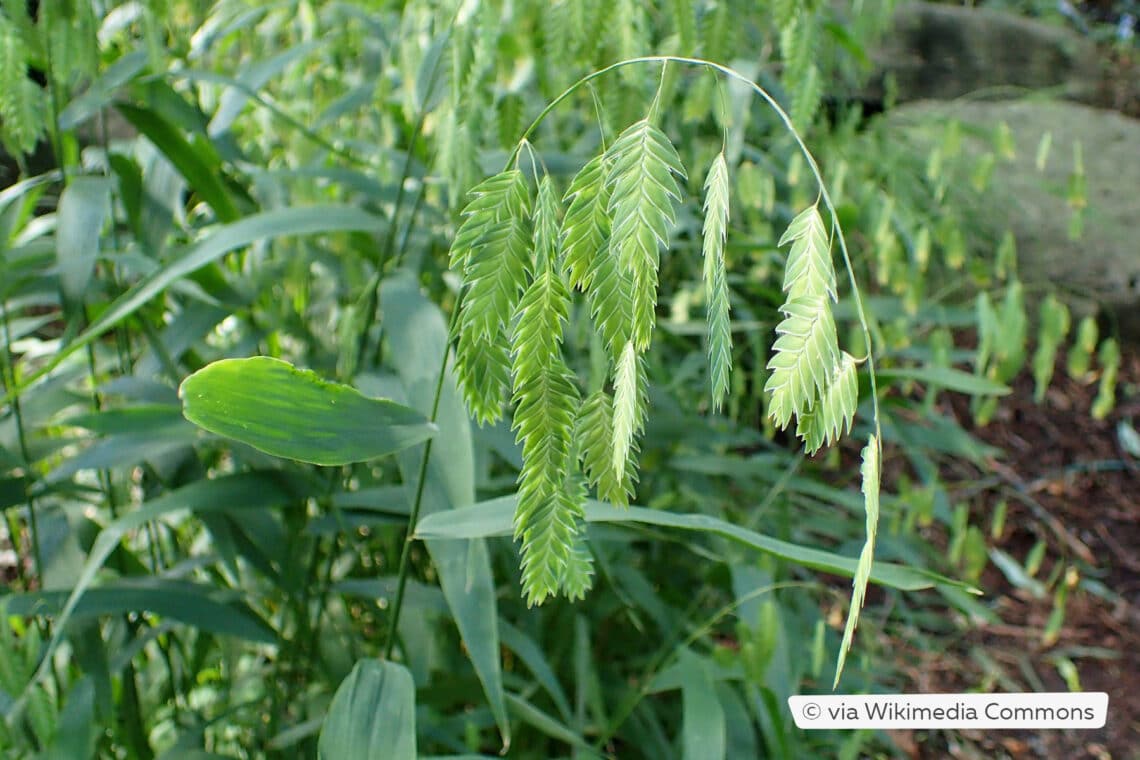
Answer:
(0, 0, 1061, 757)
(1033, 294, 1071, 402)
(1091, 338, 1120, 420)
(0, 15, 42, 154)
(1067, 314, 1099, 379)
(179, 356, 436, 465)
(319, 661, 416, 760)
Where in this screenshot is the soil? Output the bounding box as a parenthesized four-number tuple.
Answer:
(883, 347, 1140, 759)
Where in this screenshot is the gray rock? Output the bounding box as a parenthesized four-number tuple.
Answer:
(862, 3, 1103, 105)
(880, 99, 1140, 336)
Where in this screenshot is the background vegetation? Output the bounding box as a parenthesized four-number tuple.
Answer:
(0, 1, 1134, 758)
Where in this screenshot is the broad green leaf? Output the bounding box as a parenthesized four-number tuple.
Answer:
(180, 356, 435, 465)
(717, 682, 759, 759)
(46, 404, 197, 484)
(413, 30, 449, 114)
(504, 693, 593, 753)
(989, 548, 1047, 599)
(55, 176, 112, 305)
(60, 405, 186, 435)
(415, 496, 976, 594)
(378, 272, 509, 748)
(318, 660, 415, 760)
(4, 579, 275, 642)
(44, 422, 198, 483)
(209, 40, 324, 135)
(881, 409, 1000, 465)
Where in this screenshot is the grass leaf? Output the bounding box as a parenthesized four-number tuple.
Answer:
(180, 356, 436, 465)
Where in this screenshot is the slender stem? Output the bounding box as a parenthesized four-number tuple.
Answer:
(0, 306, 43, 582)
(383, 300, 461, 660)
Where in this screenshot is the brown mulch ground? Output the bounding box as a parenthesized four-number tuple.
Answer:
(884, 348, 1140, 759)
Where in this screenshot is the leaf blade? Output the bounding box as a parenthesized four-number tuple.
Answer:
(318, 660, 416, 760)
(180, 356, 435, 465)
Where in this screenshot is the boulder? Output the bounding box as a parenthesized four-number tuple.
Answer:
(861, 2, 1103, 105)
(880, 99, 1140, 336)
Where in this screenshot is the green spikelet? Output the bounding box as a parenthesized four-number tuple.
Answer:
(702, 152, 733, 411)
(511, 176, 585, 606)
(834, 435, 880, 687)
(450, 170, 533, 424)
(670, 0, 698, 55)
(560, 519, 595, 602)
(561, 154, 612, 292)
(577, 390, 638, 507)
(765, 204, 855, 453)
(605, 119, 687, 351)
(701, 0, 739, 62)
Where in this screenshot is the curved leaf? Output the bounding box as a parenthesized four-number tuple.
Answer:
(180, 356, 435, 465)
(56, 176, 112, 304)
(878, 366, 1011, 396)
(4, 579, 275, 643)
(414, 495, 977, 595)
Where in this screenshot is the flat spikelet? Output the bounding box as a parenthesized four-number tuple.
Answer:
(561, 154, 611, 292)
(577, 390, 638, 507)
(780, 205, 835, 302)
(834, 436, 881, 688)
(765, 295, 840, 429)
(605, 119, 687, 350)
(510, 177, 585, 605)
(450, 170, 532, 424)
(702, 152, 732, 410)
(611, 340, 641, 479)
(795, 351, 857, 455)
(765, 204, 855, 452)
